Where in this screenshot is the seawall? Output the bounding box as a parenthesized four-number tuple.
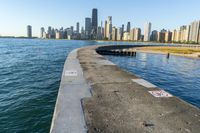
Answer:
(50, 45, 200, 133)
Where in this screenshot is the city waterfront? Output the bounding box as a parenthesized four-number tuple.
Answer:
(0, 38, 200, 132)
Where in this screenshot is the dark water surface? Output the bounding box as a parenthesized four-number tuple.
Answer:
(106, 52, 200, 109)
(0, 39, 199, 132)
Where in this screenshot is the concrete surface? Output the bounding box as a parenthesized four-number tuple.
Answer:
(50, 49, 91, 133)
(78, 45, 200, 133)
(50, 45, 200, 133)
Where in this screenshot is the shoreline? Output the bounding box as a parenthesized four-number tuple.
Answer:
(130, 46, 200, 59)
(1, 37, 200, 46)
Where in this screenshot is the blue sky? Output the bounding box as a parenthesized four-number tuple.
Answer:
(0, 0, 200, 37)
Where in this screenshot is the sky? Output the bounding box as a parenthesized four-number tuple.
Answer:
(0, 0, 200, 37)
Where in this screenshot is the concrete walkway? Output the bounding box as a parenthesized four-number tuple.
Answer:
(50, 45, 200, 133)
(50, 49, 91, 133)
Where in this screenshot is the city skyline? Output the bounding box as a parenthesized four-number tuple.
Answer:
(0, 0, 200, 37)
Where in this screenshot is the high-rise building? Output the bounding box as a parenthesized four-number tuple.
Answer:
(130, 29, 134, 41)
(198, 29, 200, 44)
(106, 16, 112, 40)
(70, 26, 74, 34)
(134, 28, 141, 41)
(85, 17, 92, 39)
(117, 27, 122, 41)
(123, 32, 130, 41)
(92, 8, 98, 36)
(121, 24, 125, 40)
(112, 27, 117, 41)
(104, 21, 107, 39)
(158, 29, 167, 43)
(189, 20, 200, 43)
(27, 25, 32, 38)
(40, 27, 45, 38)
(127, 22, 131, 32)
(165, 31, 172, 43)
(144, 22, 152, 41)
(76, 22, 80, 33)
(55, 30, 61, 39)
(151, 30, 158, 41)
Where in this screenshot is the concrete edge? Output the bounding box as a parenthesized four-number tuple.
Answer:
(50, 48, 91, 133)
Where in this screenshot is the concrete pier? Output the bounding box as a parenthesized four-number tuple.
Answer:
(50, 45, 200, 133)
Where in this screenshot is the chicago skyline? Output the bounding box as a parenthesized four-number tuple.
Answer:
(0, 0, 200, 37)
(37, 8, 200, 44)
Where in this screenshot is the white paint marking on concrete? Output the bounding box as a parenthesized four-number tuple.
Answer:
(65, 70, 78, 77)
(148, 90, 173, 98)
(132, 79, 157, 88)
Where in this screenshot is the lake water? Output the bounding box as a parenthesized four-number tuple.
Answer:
(0, 38, 199, 133)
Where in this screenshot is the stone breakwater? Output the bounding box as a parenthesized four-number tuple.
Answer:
(50, 45, 200, 133)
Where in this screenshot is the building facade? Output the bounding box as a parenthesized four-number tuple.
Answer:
(27, 25, 32, 38)
(144, 22, 151, 41)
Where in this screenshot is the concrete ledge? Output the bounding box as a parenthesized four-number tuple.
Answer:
(50, 49, 91, 133)
(51, 45, 200, 133)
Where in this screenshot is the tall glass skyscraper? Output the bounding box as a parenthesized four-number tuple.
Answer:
(92, 8, 98, 36)
(85, 17, 92, 39)
(127, 22, 131, 32)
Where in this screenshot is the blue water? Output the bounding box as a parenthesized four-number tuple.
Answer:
(0, 39, 199, 133)
(106, 53, 200, 109)
(0, 39, 96, 133)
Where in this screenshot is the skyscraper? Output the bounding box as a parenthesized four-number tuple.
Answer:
(112, 27, 117, 41)
(92, 8, 98, 36)
(121, 24, 125, 39)
(27, 25, 32, 38)
(76, 22, 80, 33)
(40, 27, 45, 38)
(144, 22, 152, 41)
(85, 17, 92, 39)
(104, 21, 107, 39)
(117, 27, 122, 41)
(134, 28, 141, 41)
(189, 20, 200, 43)
(127, 22, 131, 32)
(106, 16, 112, 40)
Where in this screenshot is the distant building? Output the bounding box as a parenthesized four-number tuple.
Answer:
(133, 28, 141, 41)
(123, 32, 130, 41)
(40, 27, 45, 38)
(55, 30, 61, 39)
(151, 30, 158, 41)
(112, 27, 117, 41)
(76, 22, 80, 33)
(130, 29, 134, 41)
(159, 29, 167, 43)
(27, 25, 32, 38)
(198, 29, 200, 44)
(127, 22, 131, 32)
(92, 8, 98, 37)
(165, 31, 172, 43)
(97, 26, 103, 40)
(106, 16, 112, 40)
(189, 20, 200, 43)
(70, 26, 74, 34)
(117, 27, 122, 41)
(144, 22, 151, 41)
(85, 17, 92, 39)
(104, 21, 107, 39)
